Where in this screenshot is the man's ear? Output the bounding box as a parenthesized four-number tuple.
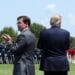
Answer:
(25, 22, 29, 27)
(56, 20, 61, 25)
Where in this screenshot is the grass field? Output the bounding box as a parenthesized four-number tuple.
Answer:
(0, 63, 75, 75)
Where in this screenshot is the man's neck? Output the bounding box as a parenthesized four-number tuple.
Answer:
(21, 27, 29, 32)
(51, 25, 61, 28)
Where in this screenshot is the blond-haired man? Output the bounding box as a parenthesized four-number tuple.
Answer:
(38, 15, 70, 75)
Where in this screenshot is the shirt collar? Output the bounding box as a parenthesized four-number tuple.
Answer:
(21, 28, 29, 32)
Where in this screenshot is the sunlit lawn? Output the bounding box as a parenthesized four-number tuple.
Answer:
(0, 63, 75, 75)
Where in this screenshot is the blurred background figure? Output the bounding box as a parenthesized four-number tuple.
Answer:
(34, 48, 41, 64)
(1, 34, 13, 64)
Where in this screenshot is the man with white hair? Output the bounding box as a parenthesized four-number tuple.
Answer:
(38, 15, 70, 75)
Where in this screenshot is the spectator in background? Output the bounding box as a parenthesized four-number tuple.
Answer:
(34, 48, 41, 64)
(2, 34, 13, 64)
(38, 15, 70, 75)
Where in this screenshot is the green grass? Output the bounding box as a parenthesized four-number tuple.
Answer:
(0, 63, 75, 75)
(35, 63, 75, 75)
(35, 64, 43, 75)
(0, 64, 13, 75)
(68, 63, 75, 75)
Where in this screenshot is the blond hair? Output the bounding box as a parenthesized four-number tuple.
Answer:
(50, 15, 61, 26)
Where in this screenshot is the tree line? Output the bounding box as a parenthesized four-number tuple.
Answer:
(0, 23, 75, 48)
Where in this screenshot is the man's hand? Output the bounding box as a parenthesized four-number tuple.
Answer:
(2, 34, 12, 43)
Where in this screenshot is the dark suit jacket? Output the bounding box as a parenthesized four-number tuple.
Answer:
(38, 26, 70, 71)
(11, 29, 35, 75)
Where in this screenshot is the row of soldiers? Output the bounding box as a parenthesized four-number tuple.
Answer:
(0, 43, 41, 64)
(0, 43, 14, 64)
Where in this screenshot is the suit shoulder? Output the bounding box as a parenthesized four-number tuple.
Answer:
(61, 28, 70, 34)
(22, 30, 35, 42)
(20, 30, 35, 39)
(40, 28, 49, 34)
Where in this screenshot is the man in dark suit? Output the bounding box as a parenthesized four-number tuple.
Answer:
(3, 16, 35, 75)
(38, 15, 70, 75)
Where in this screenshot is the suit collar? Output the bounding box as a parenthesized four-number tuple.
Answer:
(21, 28, 30, 33)
(51, 26, 60, 29)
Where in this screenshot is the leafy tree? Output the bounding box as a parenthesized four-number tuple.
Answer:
(30, 23, 46, 46)
(30, 23, 46, 38)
